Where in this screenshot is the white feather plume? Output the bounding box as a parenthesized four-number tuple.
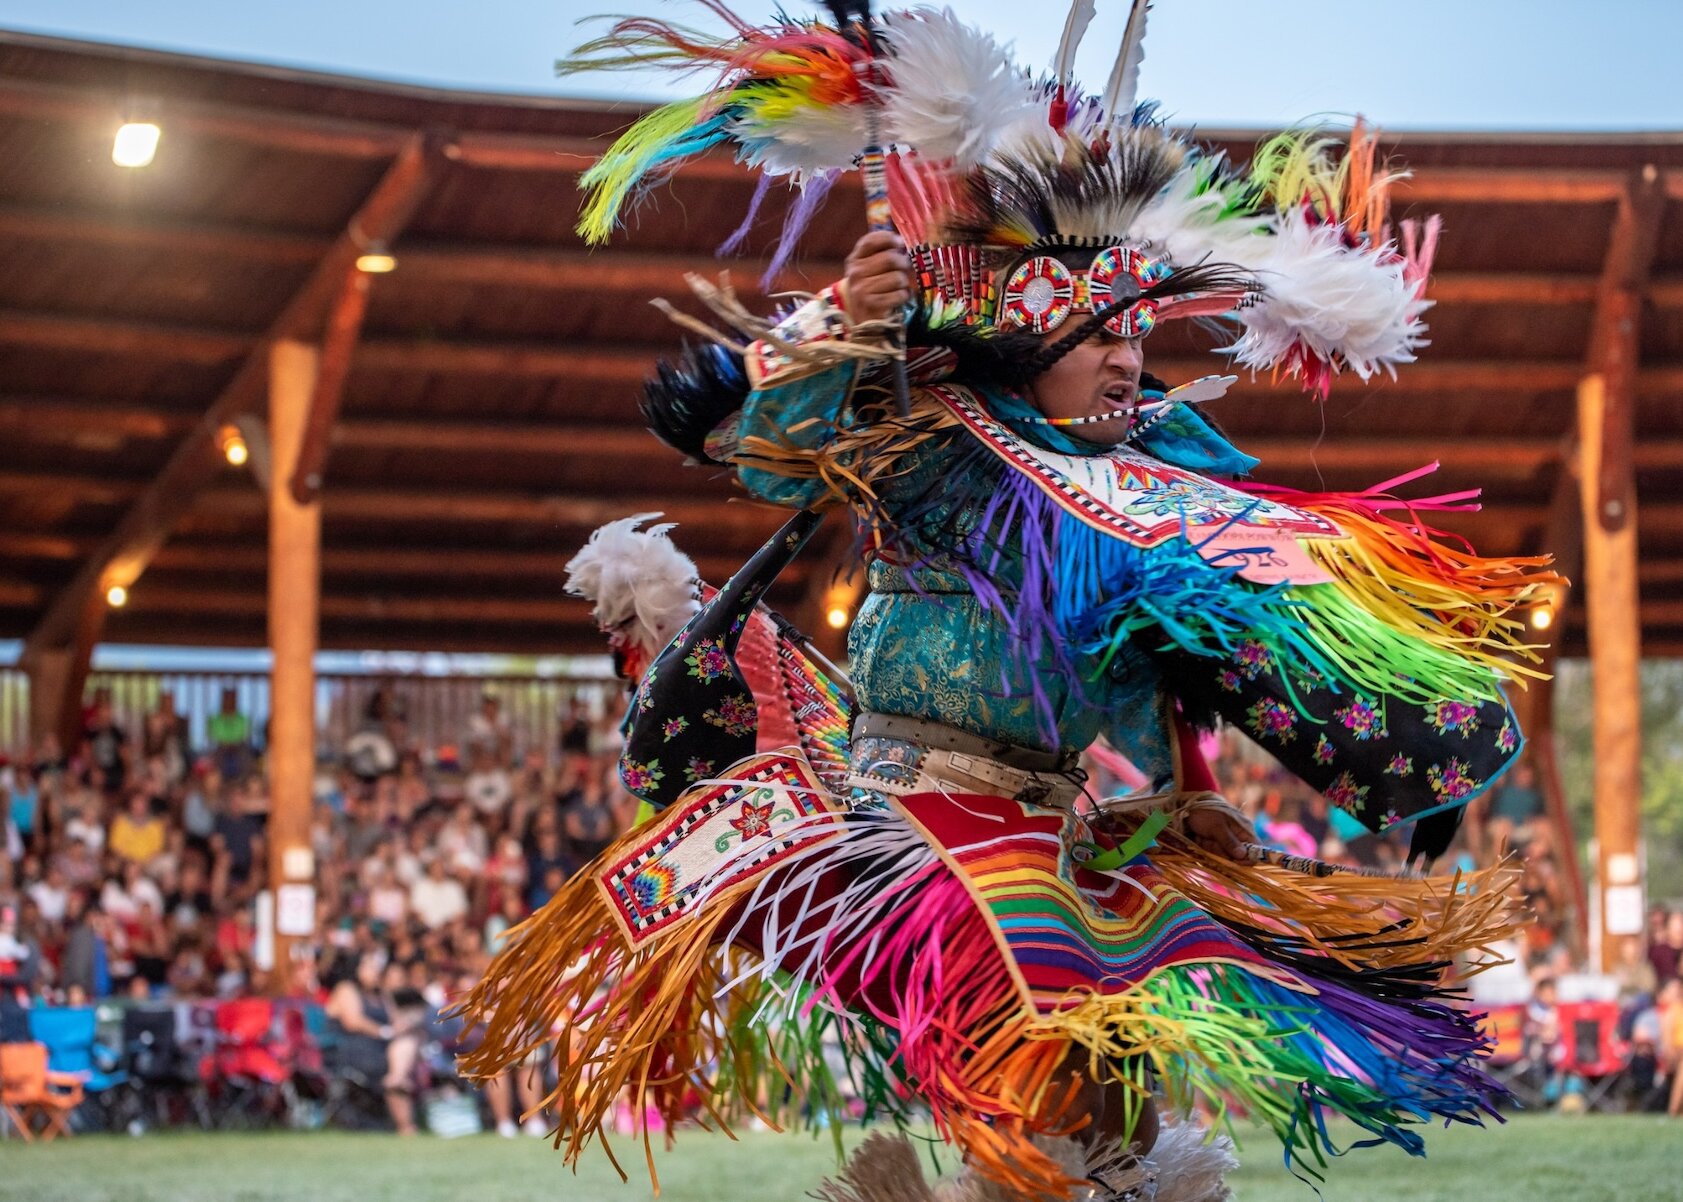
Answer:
(1098, 0, 1151, 123)
(564, 514, 701, 661)
(1223, 211, 1432, 383)
(880, 8, 1038, 167)
(1051, 0, 1097, 85)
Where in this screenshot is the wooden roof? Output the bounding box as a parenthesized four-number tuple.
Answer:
(3, 29, 1683, 659)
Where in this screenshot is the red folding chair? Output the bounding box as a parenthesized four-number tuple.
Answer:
(199, 999, 292, 1128)
(1557, 1000, 1628, 1111)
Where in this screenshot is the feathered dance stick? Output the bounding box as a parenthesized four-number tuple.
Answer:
(822, 0, 910, 417)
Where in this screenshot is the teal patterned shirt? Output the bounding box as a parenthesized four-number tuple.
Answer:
(733, 361, 1177, 782)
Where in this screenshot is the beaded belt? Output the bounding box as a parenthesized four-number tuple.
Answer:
(845, 712, 1084, 811)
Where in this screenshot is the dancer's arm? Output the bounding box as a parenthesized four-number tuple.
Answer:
(731, 233, 913, 509)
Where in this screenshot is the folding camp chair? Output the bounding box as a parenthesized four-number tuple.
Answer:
(1557, 1000, 1628, 1112)
(0, 1042, 83, 1141)
(1481, 1004, 1547, 1110)
(28, 1006, 126, 1130)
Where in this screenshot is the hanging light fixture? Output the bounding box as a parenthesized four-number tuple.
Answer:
(355, 240, 398, 274)
(217, 423, 249, 466)
(112, 121, 161, 168)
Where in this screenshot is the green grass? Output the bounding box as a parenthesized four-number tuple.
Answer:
(6, 1116, 1680, 1202)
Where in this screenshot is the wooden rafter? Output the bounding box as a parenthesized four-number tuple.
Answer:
(290, 269, 372, 504)
(21, 130, 448, 658)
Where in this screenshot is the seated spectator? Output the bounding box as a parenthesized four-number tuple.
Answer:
(82, 694, 129, 798)
(1614, 933, 1660, 1036)
(28, 861, 70, 925)
(64, 793, 108, 851)
(1651, 910, 1683, 986)
(324, 952, 420, 1135)
(7, 767, 40, 853)
(101, 859, 164, 922)
(438, 806, 488, 876)
(109, 789, 167, 865)
(409, 858, 468, 930)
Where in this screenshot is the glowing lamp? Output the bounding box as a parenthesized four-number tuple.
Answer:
(112, 122, 161, 168)
(105, 583, 129, 608)
(356, 244, 398, 274)
(217, 424, 249, 466)
(825, 606, 850, 630)
(1530, 605, 1553, 631)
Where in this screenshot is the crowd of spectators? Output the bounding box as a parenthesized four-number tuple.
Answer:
(1, 683, 636, 1137)
(3, 682, 1681, 1131)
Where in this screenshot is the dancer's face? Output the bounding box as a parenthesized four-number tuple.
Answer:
(1025, 328, 1144, 447)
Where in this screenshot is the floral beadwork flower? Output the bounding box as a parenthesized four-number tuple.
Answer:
(635, 665, 658, 712)
(685, 636, 732, 682)
(1427, 758, 1478, 801)
(1385, 754, 1414, 777)
(662, 716, 689, 741)
(1245, 698, 1297, 743)
(1312, 734, 1336, 766)
(1333, 698, 1386, 741)
(1425, 699, 1481, 738)
(1323, 771, 1369, 815)
(1234, 640, 1275, 681)
(684, 757, 714, 784)
(1377, 808, 1403, 832)
(1217, 669, 1243, 694)
(728, 798, 776, 840)
(621, 758, 664, 793)
(704, 693, 758, 737)
(1496, 719, 1518, 753)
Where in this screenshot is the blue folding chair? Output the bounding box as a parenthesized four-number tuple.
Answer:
(28, 1006, 127, 1128)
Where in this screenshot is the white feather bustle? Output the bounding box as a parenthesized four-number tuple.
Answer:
(563, 513, 701, 663)
(879, 8, 1039, 168)
(1224, 211, 1431, 383)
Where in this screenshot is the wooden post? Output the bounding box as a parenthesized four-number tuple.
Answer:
(267, 340, 322, 995)
(1577, 373, 1644, 971)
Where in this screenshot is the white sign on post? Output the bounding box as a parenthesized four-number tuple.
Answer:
(276, 883, 317, 937)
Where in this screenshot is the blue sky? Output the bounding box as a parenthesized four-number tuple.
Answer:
(1, 0, 1682, 131)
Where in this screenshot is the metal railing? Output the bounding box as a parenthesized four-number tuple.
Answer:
(0, 667, 622, 765)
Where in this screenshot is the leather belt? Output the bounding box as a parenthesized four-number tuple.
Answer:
(852, 712, 1079, 775)
(846, 712, 1084, 810)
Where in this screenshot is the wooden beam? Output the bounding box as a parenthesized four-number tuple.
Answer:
(1589, 166, 1667, 532)
(1578, 167, 1661, 971)
(1391, 167, 1627, 204)
(9, 302, 1682, 396)
(149, 542, 809, 585)
(15, 395, 1683, 476)
(332, 417, 658, 459)
(115, 584, 586, 624)
(197, 485, 777, 532)
(290, 269, 372, 504)
(0, 396, 193, 445)
(22, 131, 448, 657)
(0, 532, 93, 561)
(0, 73, 409, 160)
(0, 201, 326, 265)
(0, 470, 144, 506)
(6, 195, 1658, 310)
(266, 339, 321, 991)
(0, 309, 250, 364)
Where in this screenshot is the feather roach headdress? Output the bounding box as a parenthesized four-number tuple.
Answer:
(567, 2, 1439, 398)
